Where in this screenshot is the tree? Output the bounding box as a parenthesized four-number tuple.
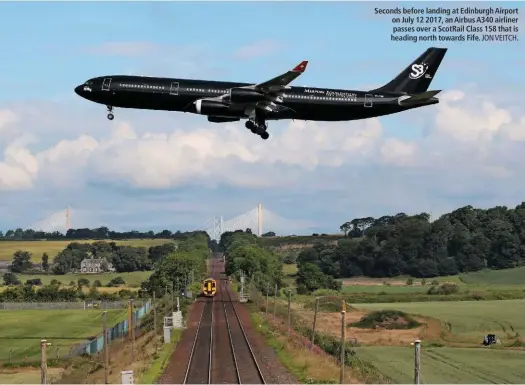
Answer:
(9, 251, 33, 273)
(3, 272, 20, 286)
(42, 253, 49, 272)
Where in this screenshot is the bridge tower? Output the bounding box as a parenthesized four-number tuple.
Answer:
(257, 203, 262, 237)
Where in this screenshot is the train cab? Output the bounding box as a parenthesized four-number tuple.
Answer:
(202, 278, 217, 297)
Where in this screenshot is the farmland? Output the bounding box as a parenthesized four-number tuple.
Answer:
(0, 309, 127, 362)
(353, 299, 525, 344)
(0, 239, 175, 261)
(356, 346, 525, 384)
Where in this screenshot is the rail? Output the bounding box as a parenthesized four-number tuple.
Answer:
(183, 297, 214, 384)
(222, 279, 266, 384)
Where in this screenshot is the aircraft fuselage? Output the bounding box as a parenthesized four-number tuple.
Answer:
(75, 75, 437, 122)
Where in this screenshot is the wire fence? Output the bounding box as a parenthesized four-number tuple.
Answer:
(0, 300, 151, 365)
(0, 300, 132, 310)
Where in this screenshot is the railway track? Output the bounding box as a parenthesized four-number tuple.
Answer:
(183, 297, 214, 384)
(221, 279, 266, 384)
(183, 258, 265, 384)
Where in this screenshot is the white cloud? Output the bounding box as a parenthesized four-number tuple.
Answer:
(1, 84, 525, 232)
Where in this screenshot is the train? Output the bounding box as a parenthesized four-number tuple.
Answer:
(202, 277, 217, 297)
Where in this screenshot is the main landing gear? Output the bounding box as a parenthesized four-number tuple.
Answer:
(245, 120, 269, 140)
(107, 105, 114, 120)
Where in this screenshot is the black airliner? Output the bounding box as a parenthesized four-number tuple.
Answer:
(75, 47, 447, 140)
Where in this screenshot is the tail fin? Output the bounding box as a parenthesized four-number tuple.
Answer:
(371, 47, 447, 94)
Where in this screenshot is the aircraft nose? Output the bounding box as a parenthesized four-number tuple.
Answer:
(74, 85, 83, 96)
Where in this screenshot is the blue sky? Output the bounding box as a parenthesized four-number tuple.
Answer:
(0, 1, 524, 235)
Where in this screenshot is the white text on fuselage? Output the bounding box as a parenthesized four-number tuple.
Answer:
(304, 88, 358, 100)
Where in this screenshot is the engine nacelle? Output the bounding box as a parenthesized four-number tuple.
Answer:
(195, 99, 229, 115)
(229, 87, 266, 103)
(207, 116, 240, 123)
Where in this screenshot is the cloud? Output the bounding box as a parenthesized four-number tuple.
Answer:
(234, 39, 285, 60)
(1, 83, 525, 233)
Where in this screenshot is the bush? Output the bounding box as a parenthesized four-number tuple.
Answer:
(427, 283, 459, 295)
(406, 278, 414, 285)
(351, 310, 421, 330)
(107, 277, 126, 287)
(25, 278, 42, 286)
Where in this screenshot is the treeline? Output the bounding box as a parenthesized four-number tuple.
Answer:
(0, 232, 212, 302)
(302, 202, 525, 279)
(141, 232, 210, 297)
(0, 278, 138, 302)
(0, 227, 201, 241)
(220, 230, 285, 291)
(6, 231, 209, 275)
(218, 229, 341, 295)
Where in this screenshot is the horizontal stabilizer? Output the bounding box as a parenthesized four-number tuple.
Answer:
(398, 90, 441, 106)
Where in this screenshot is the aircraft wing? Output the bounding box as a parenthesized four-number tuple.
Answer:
(253, 61, 308, 93)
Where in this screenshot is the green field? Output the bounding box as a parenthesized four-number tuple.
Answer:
(342, 285, 430, 294)
(354, 299, 525, 343)
(0, 309, 127, 362)
(458, 266, 525, 285)
(356, 346, 525, 384)
(0, 239, 175, 261)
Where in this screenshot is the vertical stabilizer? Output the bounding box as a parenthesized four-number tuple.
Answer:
(371, 47, 447, 94)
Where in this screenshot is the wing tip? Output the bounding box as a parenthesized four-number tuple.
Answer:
(293, 61, 308, 73)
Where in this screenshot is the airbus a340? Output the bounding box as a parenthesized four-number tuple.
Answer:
(75, 47, 447, 140)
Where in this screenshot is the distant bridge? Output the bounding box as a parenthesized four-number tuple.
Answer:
(29, 204, 311, 241)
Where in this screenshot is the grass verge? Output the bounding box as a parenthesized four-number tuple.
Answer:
(139, 329, 182, 384)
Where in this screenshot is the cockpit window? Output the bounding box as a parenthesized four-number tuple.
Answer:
(85, 80, 93, 85)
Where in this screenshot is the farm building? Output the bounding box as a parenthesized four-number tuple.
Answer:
(80, 257, 115, 273)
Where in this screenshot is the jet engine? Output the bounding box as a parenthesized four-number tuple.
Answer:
(229, 88, 266, 103)
(207, 116, 240, 123)
(195, 100, 229, 115)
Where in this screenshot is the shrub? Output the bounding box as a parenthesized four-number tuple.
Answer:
(351, 310, 421, 330)
(427, 283, 459, 295)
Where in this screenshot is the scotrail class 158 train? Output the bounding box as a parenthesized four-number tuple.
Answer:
(202, 278, 217, 297)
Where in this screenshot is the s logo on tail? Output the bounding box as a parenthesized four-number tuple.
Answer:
(409, 63, 429, 79)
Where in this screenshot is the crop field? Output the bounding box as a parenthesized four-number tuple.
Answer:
(0, 309, 127, 362)
(354, 299, 525, 344)
(0, 239, 175, 261)
(356, 346, 525, 384)
(458, 266, 525, 285)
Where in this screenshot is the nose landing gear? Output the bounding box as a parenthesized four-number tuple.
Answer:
(245, 120, 270, 140)
(107, 105, 114, 120)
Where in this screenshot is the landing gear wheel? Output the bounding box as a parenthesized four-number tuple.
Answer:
(106, 105, 114, 120)
(245, 120, 255, 130)
(260, 131, 269, 140)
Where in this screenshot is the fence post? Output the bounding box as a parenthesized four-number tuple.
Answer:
(340, 300, 346, 384)
(56, 348, 59, 359)
(8, 349, 12, 363)
(265, 282, 269, 314)
(130, 298, 135, 361)
(103, 311, 109, 384)
(273, 284, 277, 317)
(41, 340, 50, 384)
(311, 297, 320, 349)
(287, 289, 291, 331)
(413, 339, 421, 385)
(153, 291, 158, 350)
